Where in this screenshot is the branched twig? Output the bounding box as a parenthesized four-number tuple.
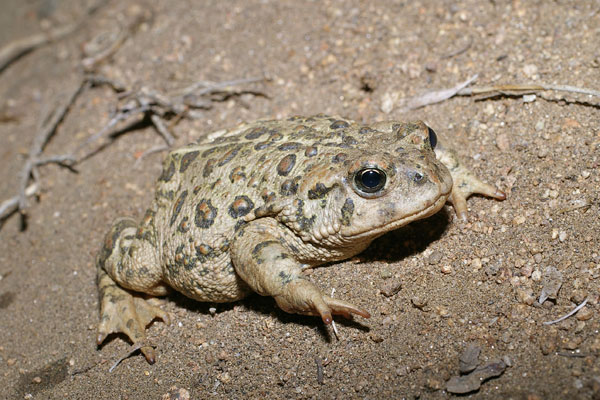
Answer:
(75, 76, 268, 160)
(0, 184, 38, 220)
(17, 79, 89, 212)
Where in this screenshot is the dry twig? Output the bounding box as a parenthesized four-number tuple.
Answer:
(398, 75, 478, 112)
(396, 76, 600, 113)
(543, 298, 589, 325)
(108, 341, 153, 373)
(0, 184, 38, 221)
(75, 76, 267, 161)
(315, 356, 324, 385)
(457, 83, 600, 98)
(17, 79, 88, 213)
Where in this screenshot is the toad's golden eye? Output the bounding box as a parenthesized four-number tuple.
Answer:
(427, 126, 437, 149)
(353, 168, 387, 194)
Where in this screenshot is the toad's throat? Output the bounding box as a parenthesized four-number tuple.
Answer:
(343, 193, 450, 241)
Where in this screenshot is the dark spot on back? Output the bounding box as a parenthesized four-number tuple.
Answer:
(277, 142, 302, 151)
(254, 141, 270, 151)
(244, 126, 269, 140)
(276, 154, 296, 176)
(159, 160, 176, 182)
(202, 146, 219, 157)
(203, 159, 216, 178)
(332, 153, 347, 163)
(261, 190, 276, 203)
(229, 166, 247, 183)
(342, 135, 358, 146)
(228, 195, 255, 218)
(178, 216, 190, 233)
(170, 190, 188, 226)
(217, 146, 241, 166)
(195, 199, 218, 228)
(179, 151, 200, 173)
(304, 146, 318, 157)
(280, 177, 300, 196)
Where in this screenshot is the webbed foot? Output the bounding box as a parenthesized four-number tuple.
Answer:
(97, 270, 170, 364)
(436, 146, 505, 221)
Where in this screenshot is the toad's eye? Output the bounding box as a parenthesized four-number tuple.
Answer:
(354, 168, 387, 194)
(427, 126, 437, 149)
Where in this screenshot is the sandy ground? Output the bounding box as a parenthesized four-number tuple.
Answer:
(1, 0, 599, 399)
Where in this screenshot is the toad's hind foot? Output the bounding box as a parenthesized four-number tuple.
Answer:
(274, 278, 371, 324)
(97, 269, 170, 364)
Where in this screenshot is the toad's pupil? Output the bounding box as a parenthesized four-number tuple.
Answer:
(427, 126, 437, 149)
(361, 169, 382, 188)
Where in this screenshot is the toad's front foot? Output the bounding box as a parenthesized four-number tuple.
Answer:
(97, 269, 170, 364)
(274, 278, 371, 324)
(449, 164, 506, 221)
(436, 146, 505, 221)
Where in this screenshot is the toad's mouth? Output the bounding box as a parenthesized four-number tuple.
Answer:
(343, 193, 450, 241)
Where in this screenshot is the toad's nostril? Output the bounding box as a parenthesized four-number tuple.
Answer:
(409, 171, 425, 184)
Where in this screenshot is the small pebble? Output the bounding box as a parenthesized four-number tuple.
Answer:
(496, 133, 510, 151)
(441, 265, 453, 274)
(428, 250, 443, 265)
(575, 306, 593, 321)
(521, 264, 533, 277)
(411, 297, 428, 310)
(32, 377, 42, 384)
(539, 266, 563, 304)
(219, 372, 232, 384)
(523, 64, 538, 77)
(161, 387, 191, 400)
(558, 231, 568, 242)
(535, 120, 545, 131)
(513, 216, 526, 225)
(459, 343, 481, 374)
(380, 280, 402, 297)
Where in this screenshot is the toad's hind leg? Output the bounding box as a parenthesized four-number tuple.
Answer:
(96, 218, 170, 364)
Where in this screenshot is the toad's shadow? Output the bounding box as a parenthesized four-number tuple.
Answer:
(172, 291, 367, 342)
(359, 206, 451, 263)
(171, 207, 451, 342)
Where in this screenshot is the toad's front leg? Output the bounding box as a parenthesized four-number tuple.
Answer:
(231, 219, 370, 324)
